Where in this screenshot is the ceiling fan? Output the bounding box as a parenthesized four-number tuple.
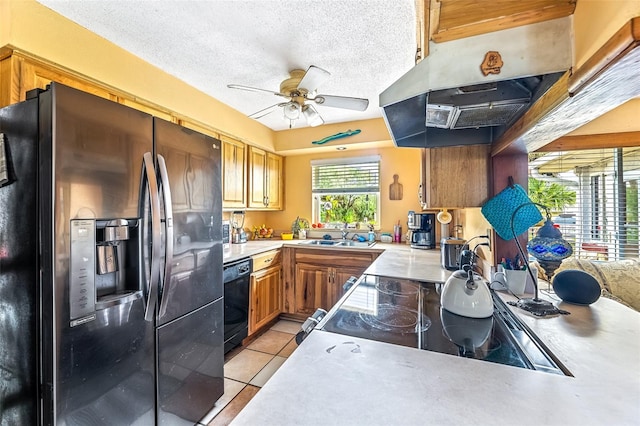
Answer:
(227, 65, 369, 128)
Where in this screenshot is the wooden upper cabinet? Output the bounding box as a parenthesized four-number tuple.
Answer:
(222, 137, 247, 209)
(248, 146, 283, 210)
(429, 0, 576, 43)
(419, 144, 490, 209)
(265, 152, 283, 209)
(1, 53, 114, 107)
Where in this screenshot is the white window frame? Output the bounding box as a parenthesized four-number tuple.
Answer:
(311, 155, 381, 228)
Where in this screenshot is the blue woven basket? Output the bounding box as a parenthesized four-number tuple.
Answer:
(481, 184, 542, 241)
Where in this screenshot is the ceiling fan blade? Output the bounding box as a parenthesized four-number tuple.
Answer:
(302, 104, 324, 127)
(227, 84, 289, 99)
(313, 94, 369, 111)
(248, 103, 284, 119)
(297, 65, 331, 93)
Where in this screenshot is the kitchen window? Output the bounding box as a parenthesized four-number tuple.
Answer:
(311, 156, 380, 228)
(529, 147, 640, 261)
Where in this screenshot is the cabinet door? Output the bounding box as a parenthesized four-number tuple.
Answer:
(222, 138, 247, 208)
(247, 146, 283, 210)
(421, 145, 490, 208)
(249, 265, 282, 335)
(294, 263, 331, 317)
(332, 266, 367, 307)
(248, 146, 267, 208)
(265, 152, 283, 210)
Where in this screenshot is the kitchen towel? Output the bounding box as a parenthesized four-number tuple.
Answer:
(481, 183, 542, 240)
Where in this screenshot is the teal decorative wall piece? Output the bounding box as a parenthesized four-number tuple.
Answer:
(311, 129, 361, 145)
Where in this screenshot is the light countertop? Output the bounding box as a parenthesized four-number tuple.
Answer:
(222, 239, 398, 264)
(229, 240, 640, 425)
(222, 240, 287, 263)
(364, 245, 452, 283)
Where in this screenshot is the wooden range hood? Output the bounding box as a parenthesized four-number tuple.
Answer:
(492, 17, 640, 156)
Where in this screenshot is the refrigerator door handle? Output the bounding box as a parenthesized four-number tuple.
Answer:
(143, 152, 162, 322)
(157, 154, 174, 318)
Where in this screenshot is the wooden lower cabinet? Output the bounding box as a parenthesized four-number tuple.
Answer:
(249, 250, 282, 336)
(293, 264, 364, 317)
(283, 247, 380, 319)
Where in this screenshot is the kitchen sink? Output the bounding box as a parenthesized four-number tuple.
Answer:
(299, 239, 376, 248)
(300, 240, 343, 246)
(341, 240, 376, 247)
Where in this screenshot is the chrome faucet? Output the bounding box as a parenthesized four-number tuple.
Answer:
(341, 223, 349, 240)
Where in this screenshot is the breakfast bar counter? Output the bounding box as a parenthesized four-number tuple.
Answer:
(230, 244, 640, 425)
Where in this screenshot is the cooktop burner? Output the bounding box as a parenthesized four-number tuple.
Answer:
(319, 274, 567, 375)
(359, 304, 431, 333)
(375, 279, 420, 297)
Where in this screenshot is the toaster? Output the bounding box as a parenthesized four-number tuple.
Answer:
(440, 238, 466, 271)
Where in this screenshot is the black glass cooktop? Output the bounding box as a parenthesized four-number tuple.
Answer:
(318, 275, 566, 375)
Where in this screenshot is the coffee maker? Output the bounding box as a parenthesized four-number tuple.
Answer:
(407, 212, 436, 249)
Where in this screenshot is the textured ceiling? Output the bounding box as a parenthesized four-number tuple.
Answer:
(36, 0, 417, 131)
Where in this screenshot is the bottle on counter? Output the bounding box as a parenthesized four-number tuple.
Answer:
(393, 220, 402, 243)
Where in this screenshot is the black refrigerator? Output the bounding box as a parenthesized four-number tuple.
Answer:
(0, 82, 224, 425)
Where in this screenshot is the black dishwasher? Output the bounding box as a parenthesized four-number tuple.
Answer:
(223, 257, 252, 353)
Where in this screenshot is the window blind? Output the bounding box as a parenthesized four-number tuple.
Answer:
(312, 157, 380, 194)
(529, 147, 640, 261)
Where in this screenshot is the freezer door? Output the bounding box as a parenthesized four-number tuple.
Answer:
(157, 298, 224, 424)
(39, 83, 156, 424)
(153, 118, 223, 326)
(0, 99, 39, 425)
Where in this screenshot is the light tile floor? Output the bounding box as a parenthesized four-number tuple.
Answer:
(200, 319, 301, 426)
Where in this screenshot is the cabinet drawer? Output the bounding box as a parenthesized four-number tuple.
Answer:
(294, 248, 375, 267)
(252, 249, 281, 272)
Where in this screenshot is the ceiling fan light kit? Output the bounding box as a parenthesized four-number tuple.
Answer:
(283, 102, 300, 120)
(302, 105, 324, 127)
(228, 65, 369, 128)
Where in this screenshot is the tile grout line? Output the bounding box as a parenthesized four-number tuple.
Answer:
(209, 321, 301, 424)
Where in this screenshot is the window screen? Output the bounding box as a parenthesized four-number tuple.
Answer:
(529, 148, 640, 261)
(311, 156, 381, 226)
(312, 156, 380, 193)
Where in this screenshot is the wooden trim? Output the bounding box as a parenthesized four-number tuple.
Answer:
(0, 45, 14, 61)
(431, 1, 575, 43)
(492, 18, 640, 156)
(569, 17, 640, 95)
(536, 131, 640, 152)
(3, 49, 244, 143)
(428, 0, 441, 40)
(414, 0, 429, 61)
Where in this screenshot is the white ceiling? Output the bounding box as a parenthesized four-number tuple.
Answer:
(36, 0, 417, 131)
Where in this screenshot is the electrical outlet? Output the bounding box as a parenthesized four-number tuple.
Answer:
(486, 228, 492, 252)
